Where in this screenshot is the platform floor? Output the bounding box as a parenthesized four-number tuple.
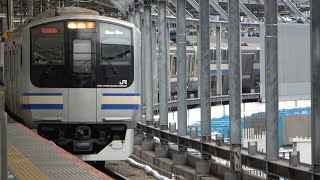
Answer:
(5, 117, 112, 180)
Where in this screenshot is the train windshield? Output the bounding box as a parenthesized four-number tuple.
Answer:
(31, 22, 64, 66)
(98, 23, 133, 87)
(30, 22, 67, 87)
(30, 21, 134, 88)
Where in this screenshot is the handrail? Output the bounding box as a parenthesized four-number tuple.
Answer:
(153, 93, 260, 111)
(136, 122, 319, 179)
(136, 92, 320, 179)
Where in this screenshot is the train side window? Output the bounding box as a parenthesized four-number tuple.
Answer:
(10, 50, 12, 82)
(222, 49, 227, 60)
(190, 55, 194, 75)
(20, 45, 22, 67)
(12, 50, 16, 84)
(210, 49, 214, 61)
(213, 49, 217, 60)
(73, 39, 92, 73)
(173, 57, 177, 75)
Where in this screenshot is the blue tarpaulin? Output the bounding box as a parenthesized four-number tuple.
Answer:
(188, 107, 311, 146)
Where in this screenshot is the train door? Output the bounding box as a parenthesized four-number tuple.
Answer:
(68, 31, 97, 123)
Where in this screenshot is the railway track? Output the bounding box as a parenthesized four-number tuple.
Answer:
(87, 161, 128, 180)
(88, 161, 155, 180)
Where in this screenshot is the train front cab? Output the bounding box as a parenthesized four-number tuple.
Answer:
(24, 18, 141, 161)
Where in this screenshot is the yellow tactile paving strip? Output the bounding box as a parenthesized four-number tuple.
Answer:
(8, 145, 49, 180)
(7, 117, 113, 180)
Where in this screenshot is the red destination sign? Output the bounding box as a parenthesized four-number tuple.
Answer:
(41, 28, 58, 34)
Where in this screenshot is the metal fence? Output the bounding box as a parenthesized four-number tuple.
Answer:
(136, 94, 319, 179)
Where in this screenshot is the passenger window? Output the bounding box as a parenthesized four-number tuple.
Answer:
(73, 39, 92, 73)
(173, 57, 177, 75)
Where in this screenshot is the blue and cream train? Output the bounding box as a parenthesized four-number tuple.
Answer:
(169, 42, 260, 97)
(3, 7, 141, 161)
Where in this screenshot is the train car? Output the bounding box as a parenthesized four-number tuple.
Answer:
(4, 7, 141, 161)
(169, 42, 260, 98)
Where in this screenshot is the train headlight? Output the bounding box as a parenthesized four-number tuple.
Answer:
(87, 22, 95, 29)
(77, 23, 86, 29)
(68, 21, 96, 29)
(67, 22, 77, 29)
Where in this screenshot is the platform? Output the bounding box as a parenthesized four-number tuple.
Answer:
(5, 117, 112, 180)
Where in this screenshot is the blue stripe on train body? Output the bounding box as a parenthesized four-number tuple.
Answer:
(101, 93, 141, 110)
(22, 92, 63, 110)
(22, 104, 63, 110)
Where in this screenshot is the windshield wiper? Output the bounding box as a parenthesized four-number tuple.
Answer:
(102, 57, 119, 74)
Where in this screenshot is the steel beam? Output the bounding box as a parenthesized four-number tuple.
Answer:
(141, 11, 146, 123)
(169, 0, 195, 19)
(215, 0, 307, 7)
(209, 0, 228, 20)
(185, 0, 199, 11)
(197, 29, 201, 98)
(134, 0, 142, 29)
(134, 0, 143, 122)
(199, 0, 211, 141)
(185, 0, 214, 20)
(7, 0, 13, 30)
(311, 0, 320, 175)
(144, 0, 154, 124)
(228, 0, 242, 173)
(150, 13, 260, 28)
(176, 0, 187, 136)
(265, 0, 279, 178)
(278, 15, 286, 23)
(158, 0, 168, 130)
(39, 0, 43, 12)
(110, 0, 129, 16)
(216, 26, 222, 95)
(152, 21, 158, 106)
(166, 7, 176, 16)
(167, 24, 171, 100)
(282, 0, 309, 23)
(27, 0, 33, 18)
(239, 1, 259, 22)
(129, 7, 135, 23)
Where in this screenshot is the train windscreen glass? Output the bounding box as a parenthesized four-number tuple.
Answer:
(30, 21, 66, 87)
(31, 22, 64, 65)
(98, 23, 134, 88)
(30, 21, 134, 88)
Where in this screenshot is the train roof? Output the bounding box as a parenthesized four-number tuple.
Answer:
(9, 7, 135, 37)
(29, 7, 100, 22)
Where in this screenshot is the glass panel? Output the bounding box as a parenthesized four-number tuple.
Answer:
(30, 21, 66, 88)
(73, 39, 92, 73)
(31, 22, 64, 65)
(99, 22, 134, 87)
(100, 24, 131, 66)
